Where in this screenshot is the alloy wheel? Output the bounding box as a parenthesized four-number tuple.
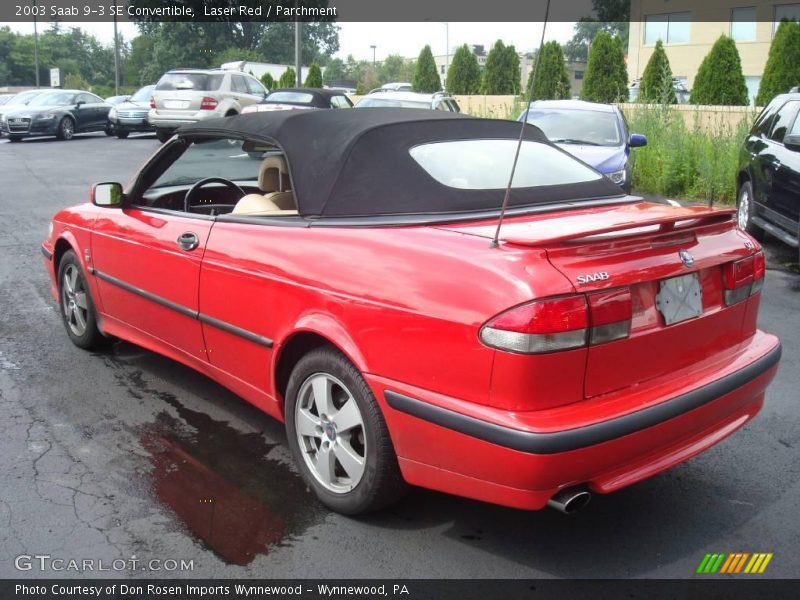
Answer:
(61, 264, 88, 336)
(61, 118, 74, 140)
(737, 188, 750, 230)
(294, 373, 367, 494)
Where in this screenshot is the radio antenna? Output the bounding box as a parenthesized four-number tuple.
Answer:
(490, 0, 552, 248)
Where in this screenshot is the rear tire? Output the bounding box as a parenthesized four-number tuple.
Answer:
(57, 250, 106, 350)
(737, 180, 764, 241)
(56, 117, 75, 141)
(285, 347, 406, 515)
(116, 131, 130, 139)
(155, 129, 171, 143)
(104, 124, 114, 136)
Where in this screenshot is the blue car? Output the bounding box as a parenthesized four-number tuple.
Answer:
(518, 100, 647, 193)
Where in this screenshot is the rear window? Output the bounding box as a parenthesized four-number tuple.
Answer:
(357, 97, 430, 109)
(156, 73, 223, 92)
(267, 91, 315, 104)
(409, 139, 603, 189)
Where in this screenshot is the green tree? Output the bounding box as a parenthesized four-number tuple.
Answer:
(322, 57, 346, 84)
(690, 35, 748, 105)
(446, 44, 481, 94)
(483, 40, 520, 94)
(413, 45, 441, 93)
(639, 40, 676, 104)
(581, 32, 628, 102)
(213, 47, 263, 67)
(528, 41, 570, 100)
(757, 19, 800, 106)
(260, 72, 275, 90)
(278, 67, 296, 89)
(563, 0, 630, 62)
(379, 54, 414, 85)
(304, 62, 323, 87)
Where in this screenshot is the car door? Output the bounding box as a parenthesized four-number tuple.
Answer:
(73, 93, 97, 131)
(230, 75, 252, 110)
(84, 93, 109, 129)
(757, 100, 800, 218)
(90, 140, 218, 361)
(771, 107, 800, 226)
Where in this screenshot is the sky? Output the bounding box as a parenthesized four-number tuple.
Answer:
(2, 21, 577, 61)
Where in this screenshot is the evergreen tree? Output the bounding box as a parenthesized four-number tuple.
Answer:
(483, 40, 520, 95)
(260, 72, 275, 91)
(757, 19, 800, 106)
(413, 45, 441, 93)
(528, 41, 570, 100)
(304, 62, 323, 88)
(278, 67, 296, 89)
(581, 32, 628, 103)
(690, 35, 748, 105)
(638, 40, 676, 104)
(446, 44, 481, 94)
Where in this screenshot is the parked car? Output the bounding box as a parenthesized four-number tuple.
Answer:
(354, 91, 460, 112)
(629, 77, 691, 104)
(367, 82, 413, 94)
(149, 68, 267, 142)
(42, 109, 780, 515)
(107, 85, 156, 138)
(737, 92, 800, 262)
(0, 93, 15, 105)
(242, 88, 353, 113)
(518, 100, 647, 193)
(0, 89, 51, 136)
(3, 89, 111, 142)
(104, 94, 130, 106)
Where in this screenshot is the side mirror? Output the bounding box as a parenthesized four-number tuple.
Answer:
(91, 182, 123, 207)
(75, 100, 85, 109)
(784, 134, 800, 151)
(629, 133, 648, 148)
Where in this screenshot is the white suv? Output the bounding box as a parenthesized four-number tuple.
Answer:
(148, 69, 267, 142)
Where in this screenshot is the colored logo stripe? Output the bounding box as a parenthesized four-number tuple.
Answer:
(697, 552, 773, 574)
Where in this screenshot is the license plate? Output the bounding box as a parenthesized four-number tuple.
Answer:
(163, 100, 189, 109)
(655, 273, 703, 325)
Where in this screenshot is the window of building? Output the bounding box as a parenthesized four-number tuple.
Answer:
(774, 4, 800, 33)
(574, 70, 584, 80)
(644, 12, 691, 44)
(440, 65, 445, 74)
(731, 7, 757, 41)
(744, 76, 761, 106)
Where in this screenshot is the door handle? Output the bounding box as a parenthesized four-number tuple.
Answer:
(177, 232, 200, 251)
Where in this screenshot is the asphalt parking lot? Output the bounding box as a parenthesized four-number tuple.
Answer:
(0, 132, 798, 579)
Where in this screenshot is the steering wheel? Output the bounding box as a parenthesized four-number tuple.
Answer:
(183, 177, 245, 213)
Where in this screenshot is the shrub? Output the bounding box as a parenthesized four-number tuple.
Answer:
(581, 32, 628, 103)
(304, 63, 323, 88)
(482, 40, 520, 95)
(278, 67, 296, 89)
(529, 41, 570, 100)
(413, 45, 441, 93)
(639, 40, 676, 104)
(260, 72, 275, 91)
(690, 35, 748, 105)
(757, 19, 800, 106)
(446, 44, 481, 94)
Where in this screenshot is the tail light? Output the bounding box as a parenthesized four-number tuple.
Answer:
(480, 289, 632, 354)
(723, 251, 764, 305)
(149, 96, 155, 109)
(199, 96, 218, 110)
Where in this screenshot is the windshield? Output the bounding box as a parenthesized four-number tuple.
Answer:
(152, 139, 262, 188)
(356, 97, 430, 109)
(130, 86, 155, 103)
(29, 92, 75, 106)
(520, 109, 622, 146)
(8, 90, 43, 104)
(266, 91, 315, 104)
(156, 73, 223, 91)
(409, 139, 603, 189)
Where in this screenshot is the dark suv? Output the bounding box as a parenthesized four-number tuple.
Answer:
(738, 93, 800, 261)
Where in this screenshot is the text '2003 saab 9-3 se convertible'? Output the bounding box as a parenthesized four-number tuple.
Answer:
(42, 109, 781, 515)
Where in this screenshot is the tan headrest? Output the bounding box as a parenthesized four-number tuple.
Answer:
(232, 194, 282, 215)
(258, 156, 289, 192)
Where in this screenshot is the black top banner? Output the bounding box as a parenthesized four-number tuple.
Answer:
(0, 0, 785, 23)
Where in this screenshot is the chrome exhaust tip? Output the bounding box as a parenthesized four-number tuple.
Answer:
(547, 487, 591, 514)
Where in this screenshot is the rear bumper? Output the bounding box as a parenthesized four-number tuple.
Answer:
(148, 109, 223, 130)
(372, 331, 781, 509)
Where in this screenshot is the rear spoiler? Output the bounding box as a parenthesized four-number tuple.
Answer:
(501, 204, 736, 247)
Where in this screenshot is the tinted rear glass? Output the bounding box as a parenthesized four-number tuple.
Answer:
(409, 139, 603, 189)
(156, 73, 223, 91)
(267, 91, 315, 104)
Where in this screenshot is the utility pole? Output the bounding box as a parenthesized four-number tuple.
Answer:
(295, 20, 302, 86)
(113, 0, 120, 95)
(441, 22, 449, 90)
(370, 45, 376, 66)
(33, 0, 40, 87)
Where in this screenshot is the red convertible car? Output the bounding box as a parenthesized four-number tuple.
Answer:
(42, 109, 781, 515)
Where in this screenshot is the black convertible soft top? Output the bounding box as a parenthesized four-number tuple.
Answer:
(179, 108, 623, 218)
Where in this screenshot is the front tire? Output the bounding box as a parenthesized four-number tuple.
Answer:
(116, 131, 130, 139)
(737, 180, 764, 241)
(285, 347, 405, 515)
(57, 250, 105, 350)
(56, 117, 75, 141)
